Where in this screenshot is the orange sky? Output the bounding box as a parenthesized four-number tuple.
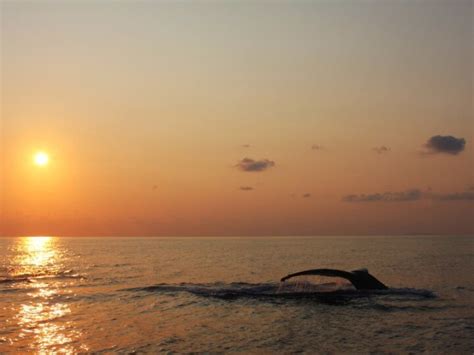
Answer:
(1, 1, 473, 236)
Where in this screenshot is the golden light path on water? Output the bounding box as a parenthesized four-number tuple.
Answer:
(11, 237, 87, 354)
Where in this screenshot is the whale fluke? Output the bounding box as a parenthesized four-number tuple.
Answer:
(280, 268, 388, 290)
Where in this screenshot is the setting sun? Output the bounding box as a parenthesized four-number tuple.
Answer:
(34, 152, 49, 166)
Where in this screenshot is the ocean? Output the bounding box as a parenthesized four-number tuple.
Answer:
(1, 236, 473, 353)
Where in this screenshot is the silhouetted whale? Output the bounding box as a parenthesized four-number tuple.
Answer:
(280, 268, 388, 290)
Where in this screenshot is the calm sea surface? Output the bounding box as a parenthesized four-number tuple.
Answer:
(0, 236, 473, 353)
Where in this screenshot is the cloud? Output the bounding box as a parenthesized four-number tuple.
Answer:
(302, 193, 311, 198)
(373, 146, 391, 154)
(343, 188, 474, 203)
(236, 158, 275, 172)
(239, 186, 254, 191)
(430, 191, 474, 201)
(311, 144, 323, 150)
(424, 135, 466, 155)
(342, 189, 422, 202)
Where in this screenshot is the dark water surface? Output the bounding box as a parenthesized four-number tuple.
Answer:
(1, 236, 473, 353)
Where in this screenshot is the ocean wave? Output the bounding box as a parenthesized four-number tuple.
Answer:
(0, 276, 31, 284)
(0, 270, 85, 285)
(366, 302, 453, 312)
(455, 286, 474, 292)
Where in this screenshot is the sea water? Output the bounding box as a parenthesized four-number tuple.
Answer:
(0, 236, 473, 353)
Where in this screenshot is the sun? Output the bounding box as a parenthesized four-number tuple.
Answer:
(34, 151, 49, 166)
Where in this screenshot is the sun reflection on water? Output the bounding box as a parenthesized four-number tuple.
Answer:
(11, 236, 60, 277)
(10, 236, 87, 354)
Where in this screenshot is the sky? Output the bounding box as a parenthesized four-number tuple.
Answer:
(1, 0, 473, 236)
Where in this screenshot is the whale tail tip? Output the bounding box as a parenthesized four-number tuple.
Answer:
(353, 268, 369, 273)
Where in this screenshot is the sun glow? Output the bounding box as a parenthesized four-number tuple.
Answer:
(34, 151, 49, 166)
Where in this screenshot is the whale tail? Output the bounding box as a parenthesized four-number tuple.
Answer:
(280, 268, 388, 290)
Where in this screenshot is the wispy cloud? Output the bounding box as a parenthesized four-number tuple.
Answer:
(342, 189, 422, 202)
(343, 188, 474, 203)
(236, 158, 275, 172)
(373, 146, 391, 154)
(239, 186, 254, 191)
(429, 191, 474, 201)
(423, 135, 466, 155)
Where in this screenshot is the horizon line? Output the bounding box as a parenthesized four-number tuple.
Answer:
(1, 234, 472, 238)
